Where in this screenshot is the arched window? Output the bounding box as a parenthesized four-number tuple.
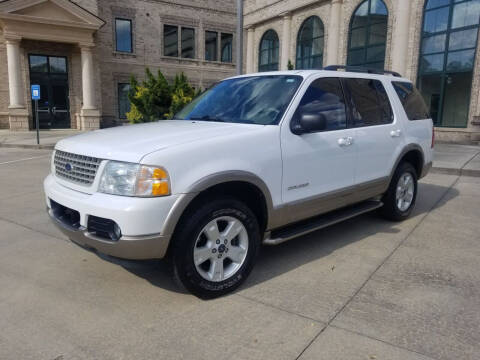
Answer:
(296, 16, 325, 69)
(258, 30, 279, 71)
(347, 0, 388, 69)
(418, 0, 480, 128)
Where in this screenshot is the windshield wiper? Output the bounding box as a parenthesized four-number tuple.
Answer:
(189, 115, 225, 122)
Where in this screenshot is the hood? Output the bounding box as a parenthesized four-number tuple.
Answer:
(55, 120, 260, 163)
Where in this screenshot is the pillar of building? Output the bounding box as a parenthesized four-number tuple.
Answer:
(5, 37, 29, 130)
(326, 0, 342, 66)
(391, 0, 411, 76)
(79, 44, 100, 130)
(280, 13, 292, 70)
(246, 27, 255, 73)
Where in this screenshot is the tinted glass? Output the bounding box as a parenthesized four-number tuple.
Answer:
(421, 53, 445, 72)
(448, 28, 478, 50)
(347, 0, 388, 68)
(442, 72, 472, 127)
(392, 82, 430, 120)
(446, 48, 476, 71)
(422, 34, 446, 54)
(293, 78, 347, 131)
(205, 31, 218, 61)
(345, 78, 393, 126)
(29, 55, 48, 72)
(164, 25, 178, 57)
(452, 0, 480, 29)
(418, 74, 442, 124)
(175, 75, 302, 125)
(296, 16, 324, 70)
(118, 83, 131, 119)
(49, 57, 67, 73)
(221, 33, 233, 62)
(426, 0, 449, 9)
(423, 7, 449, 34)
(115, 19, 132, 53)
(259, 30, 279, 71)
(181, 27, 195, 59)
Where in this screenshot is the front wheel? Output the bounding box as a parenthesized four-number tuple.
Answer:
(380, 162, 418, 221)
(172, 197, 260, 299)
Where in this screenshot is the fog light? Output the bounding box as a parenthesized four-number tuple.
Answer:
(112, 223, 122, 241)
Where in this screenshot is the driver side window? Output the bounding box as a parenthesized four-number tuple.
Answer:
(293, 77, 347, 132)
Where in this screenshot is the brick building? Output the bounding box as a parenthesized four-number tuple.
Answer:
(244, 0, 480, 143)
(0, 0, 236, 130)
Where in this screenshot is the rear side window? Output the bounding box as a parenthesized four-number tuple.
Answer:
(392, 81, 430, 120)
(292, 77, 347, 131)
(344, 78, 393, 127)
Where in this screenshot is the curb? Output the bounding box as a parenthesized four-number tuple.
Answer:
(430, 167, 480, 178)
(0, 143, 55, 150)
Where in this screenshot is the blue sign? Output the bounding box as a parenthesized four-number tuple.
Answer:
(31, 85, 40, 100)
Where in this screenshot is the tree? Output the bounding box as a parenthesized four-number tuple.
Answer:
(126, 68, 200, 123)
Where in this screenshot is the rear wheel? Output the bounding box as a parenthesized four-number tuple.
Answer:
(380, 162, 418, 221)
(172, 197, 260, 298)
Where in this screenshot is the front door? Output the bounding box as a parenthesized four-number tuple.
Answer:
(29, 55, 70, 129)
(281, 76, 356, 224)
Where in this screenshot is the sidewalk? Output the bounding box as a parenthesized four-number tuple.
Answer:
(430, 142, 480, 177)
(1, 129, 479, 177)
(0, 129, 85, 150)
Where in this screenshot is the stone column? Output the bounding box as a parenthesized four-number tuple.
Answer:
(79, 44, 100, 130)
(326, 0, 342, 66)
(246, 27, 255, 73)
(281, 13, 292, 70)
(391, 0, 411, 76)
(6, 37, 29, 130)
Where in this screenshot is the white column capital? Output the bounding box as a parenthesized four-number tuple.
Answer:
(79, 44, 95, 51)
(247, 27, 255, 33)
(4, 37, 21, 45)
(280, 12, 292, 20)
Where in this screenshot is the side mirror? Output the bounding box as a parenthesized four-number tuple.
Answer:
(292, 112, 327, 135)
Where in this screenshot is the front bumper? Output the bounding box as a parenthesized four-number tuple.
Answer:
(48, 208, 170, 259)
(44, 174, 178, 259)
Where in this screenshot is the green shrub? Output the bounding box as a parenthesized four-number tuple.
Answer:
(126, 68, 200, 123)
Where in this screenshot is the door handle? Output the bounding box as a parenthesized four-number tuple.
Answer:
(338, 137, 354, 147)
(390, 129, 402, 137)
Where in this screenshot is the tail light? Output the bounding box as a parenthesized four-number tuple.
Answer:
(431, 126, 435, 148)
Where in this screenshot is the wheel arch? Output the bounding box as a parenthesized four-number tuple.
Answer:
(162, 171, 274, 254)
(390, 144, 425, 180)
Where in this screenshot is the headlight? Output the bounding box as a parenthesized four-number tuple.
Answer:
(99, 161, 170, 197)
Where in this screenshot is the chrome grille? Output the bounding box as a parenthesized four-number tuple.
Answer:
(54, 150, 102, 185)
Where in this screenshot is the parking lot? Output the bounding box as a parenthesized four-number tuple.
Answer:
(1, 147, 479, 360)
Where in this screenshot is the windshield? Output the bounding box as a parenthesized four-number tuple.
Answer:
(175, 75, 303, 125)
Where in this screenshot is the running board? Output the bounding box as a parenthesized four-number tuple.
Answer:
(263, 200, 383, 246)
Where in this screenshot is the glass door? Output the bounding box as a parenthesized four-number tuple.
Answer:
(29, 55, 70, 129)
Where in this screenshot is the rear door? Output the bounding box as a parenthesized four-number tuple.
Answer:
(281, 76, 356, 223)
(343, 77, 404, 185)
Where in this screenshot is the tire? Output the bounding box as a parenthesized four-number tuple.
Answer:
(380, 162, 418, 221)
(171, 197, 261, 299)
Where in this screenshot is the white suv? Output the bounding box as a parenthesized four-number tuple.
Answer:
(44, 67, 434, 298)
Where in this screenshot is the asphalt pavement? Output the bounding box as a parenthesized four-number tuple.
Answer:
(0, 148, 479, 360)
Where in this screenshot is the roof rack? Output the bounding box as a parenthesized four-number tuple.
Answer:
(323, 65, 402, 78)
